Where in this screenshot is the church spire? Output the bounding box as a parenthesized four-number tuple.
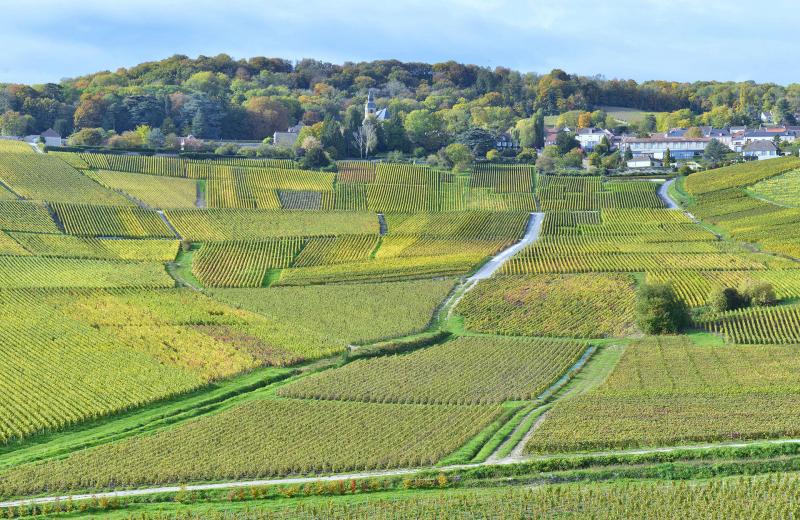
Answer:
(365, 89, 377, 119)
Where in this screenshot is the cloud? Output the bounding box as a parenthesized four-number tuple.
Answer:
(1, 0, 798, 84)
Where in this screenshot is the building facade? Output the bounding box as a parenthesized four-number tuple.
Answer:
(622, 137, 710, 160)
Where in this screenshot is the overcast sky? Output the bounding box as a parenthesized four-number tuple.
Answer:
(2, 0, 797, 85)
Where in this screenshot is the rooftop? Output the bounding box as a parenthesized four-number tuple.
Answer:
(743, 140, 778, 152)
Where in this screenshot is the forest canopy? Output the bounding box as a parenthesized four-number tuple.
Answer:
(1, 53, 798, 150)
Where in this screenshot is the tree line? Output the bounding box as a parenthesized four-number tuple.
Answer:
(1, 54, 799, 158)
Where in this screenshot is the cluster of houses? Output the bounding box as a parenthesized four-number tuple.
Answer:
(542, 124, 799, 168)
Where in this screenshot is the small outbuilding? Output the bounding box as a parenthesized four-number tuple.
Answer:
(627, 155, 663, 168)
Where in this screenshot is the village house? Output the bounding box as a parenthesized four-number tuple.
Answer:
(544, 127, 572, 147)
(743, 129, 796, 144)
(495, 132, 519, 151)
(666, 127, 732, 148)
(575, 127, 613, 151)
(544, 129, 559, 147)
(742, 140, 780, 160)
(273, 123, 304, 148)
(23, 128, 63, 147)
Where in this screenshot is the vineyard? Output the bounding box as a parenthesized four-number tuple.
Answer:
(204, 168, 335, 209)
(0, 257, 173, 289)
(42, 289, 345, 365)
(696, 304, 800, 344)
(68, 153, 297, 177)
(646, 269, 800, 307)
(500, 208, 756, 275)
(210, 279, 455, 346)
(279, 336, 587, 405)
(51, 203, 174, 238)
(527, 337, 800, 453)
(0, 290, 210, 444)
(0, 399, 501, 495)
(163, 209, 378, 240)
(537, 175, 663, 210)
(0, 232, 29, 256)
(1, 146, 800, 512)
(192, 238, 305, 287)
(0, 153, 131, 205)
(685, 164, 800, 258)
(331, 162, 536, 211)
(291, 234, 378, 267)
(90, 474, 800, 519)
(85, 170, 199, 209)
(7, 233, 179, 261)
(275, 253, 485, 285)
(186, 211, 527, 287)
(0, 201, 60, 233)
(456, 274, 638, 338)
(748, 169, 800, 207)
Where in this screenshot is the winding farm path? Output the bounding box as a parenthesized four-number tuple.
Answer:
(444, 212, 544, 318)
(6, 436, 800, 509)
(657, 179, 679, 209)
(470, 212, 544, 282)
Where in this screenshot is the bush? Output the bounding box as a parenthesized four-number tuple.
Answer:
(444, 143, 473, 171)
(67, 128, 107, 147)
(708, 287, 745, 312)
(516, 148, 537, 164)
(299, 146, 331, 169)
(214, 143, 240, 156)
(739, 280, 777, 307)
(635, 283, 689, 334)
(386, 150, 404, 162)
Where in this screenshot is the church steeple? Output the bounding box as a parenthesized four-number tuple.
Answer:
(365, 89, 377, 119)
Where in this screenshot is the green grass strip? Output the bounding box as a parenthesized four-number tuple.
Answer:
(437, 402, 523, 466)
(471, 402, 539, 463)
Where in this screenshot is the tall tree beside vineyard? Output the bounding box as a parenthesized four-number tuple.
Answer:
(513, 110, 545, 149)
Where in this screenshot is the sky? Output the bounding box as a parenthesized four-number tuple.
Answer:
(1, 0, 798, 85)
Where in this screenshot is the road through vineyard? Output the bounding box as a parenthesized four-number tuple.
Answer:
(443, 211, 543, 317)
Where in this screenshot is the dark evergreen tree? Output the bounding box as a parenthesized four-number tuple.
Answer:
(382, 114, 411, 153)
(455, 127, 496, 157)
(320, 118, 346, 158)
(533, 110, 545, 149)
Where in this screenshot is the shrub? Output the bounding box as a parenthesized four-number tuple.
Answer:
(67, 128, 107, 147)
(739, 280, 777, 307)
(214, 143, 240, 156)
(444, 143, 473, 171)
(300, 146, 331, 169)
(386, 150, 404, 162)
(516, 148, 537, 164)
(708, 287, 745, 312)
(635, 283, 689, 334)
